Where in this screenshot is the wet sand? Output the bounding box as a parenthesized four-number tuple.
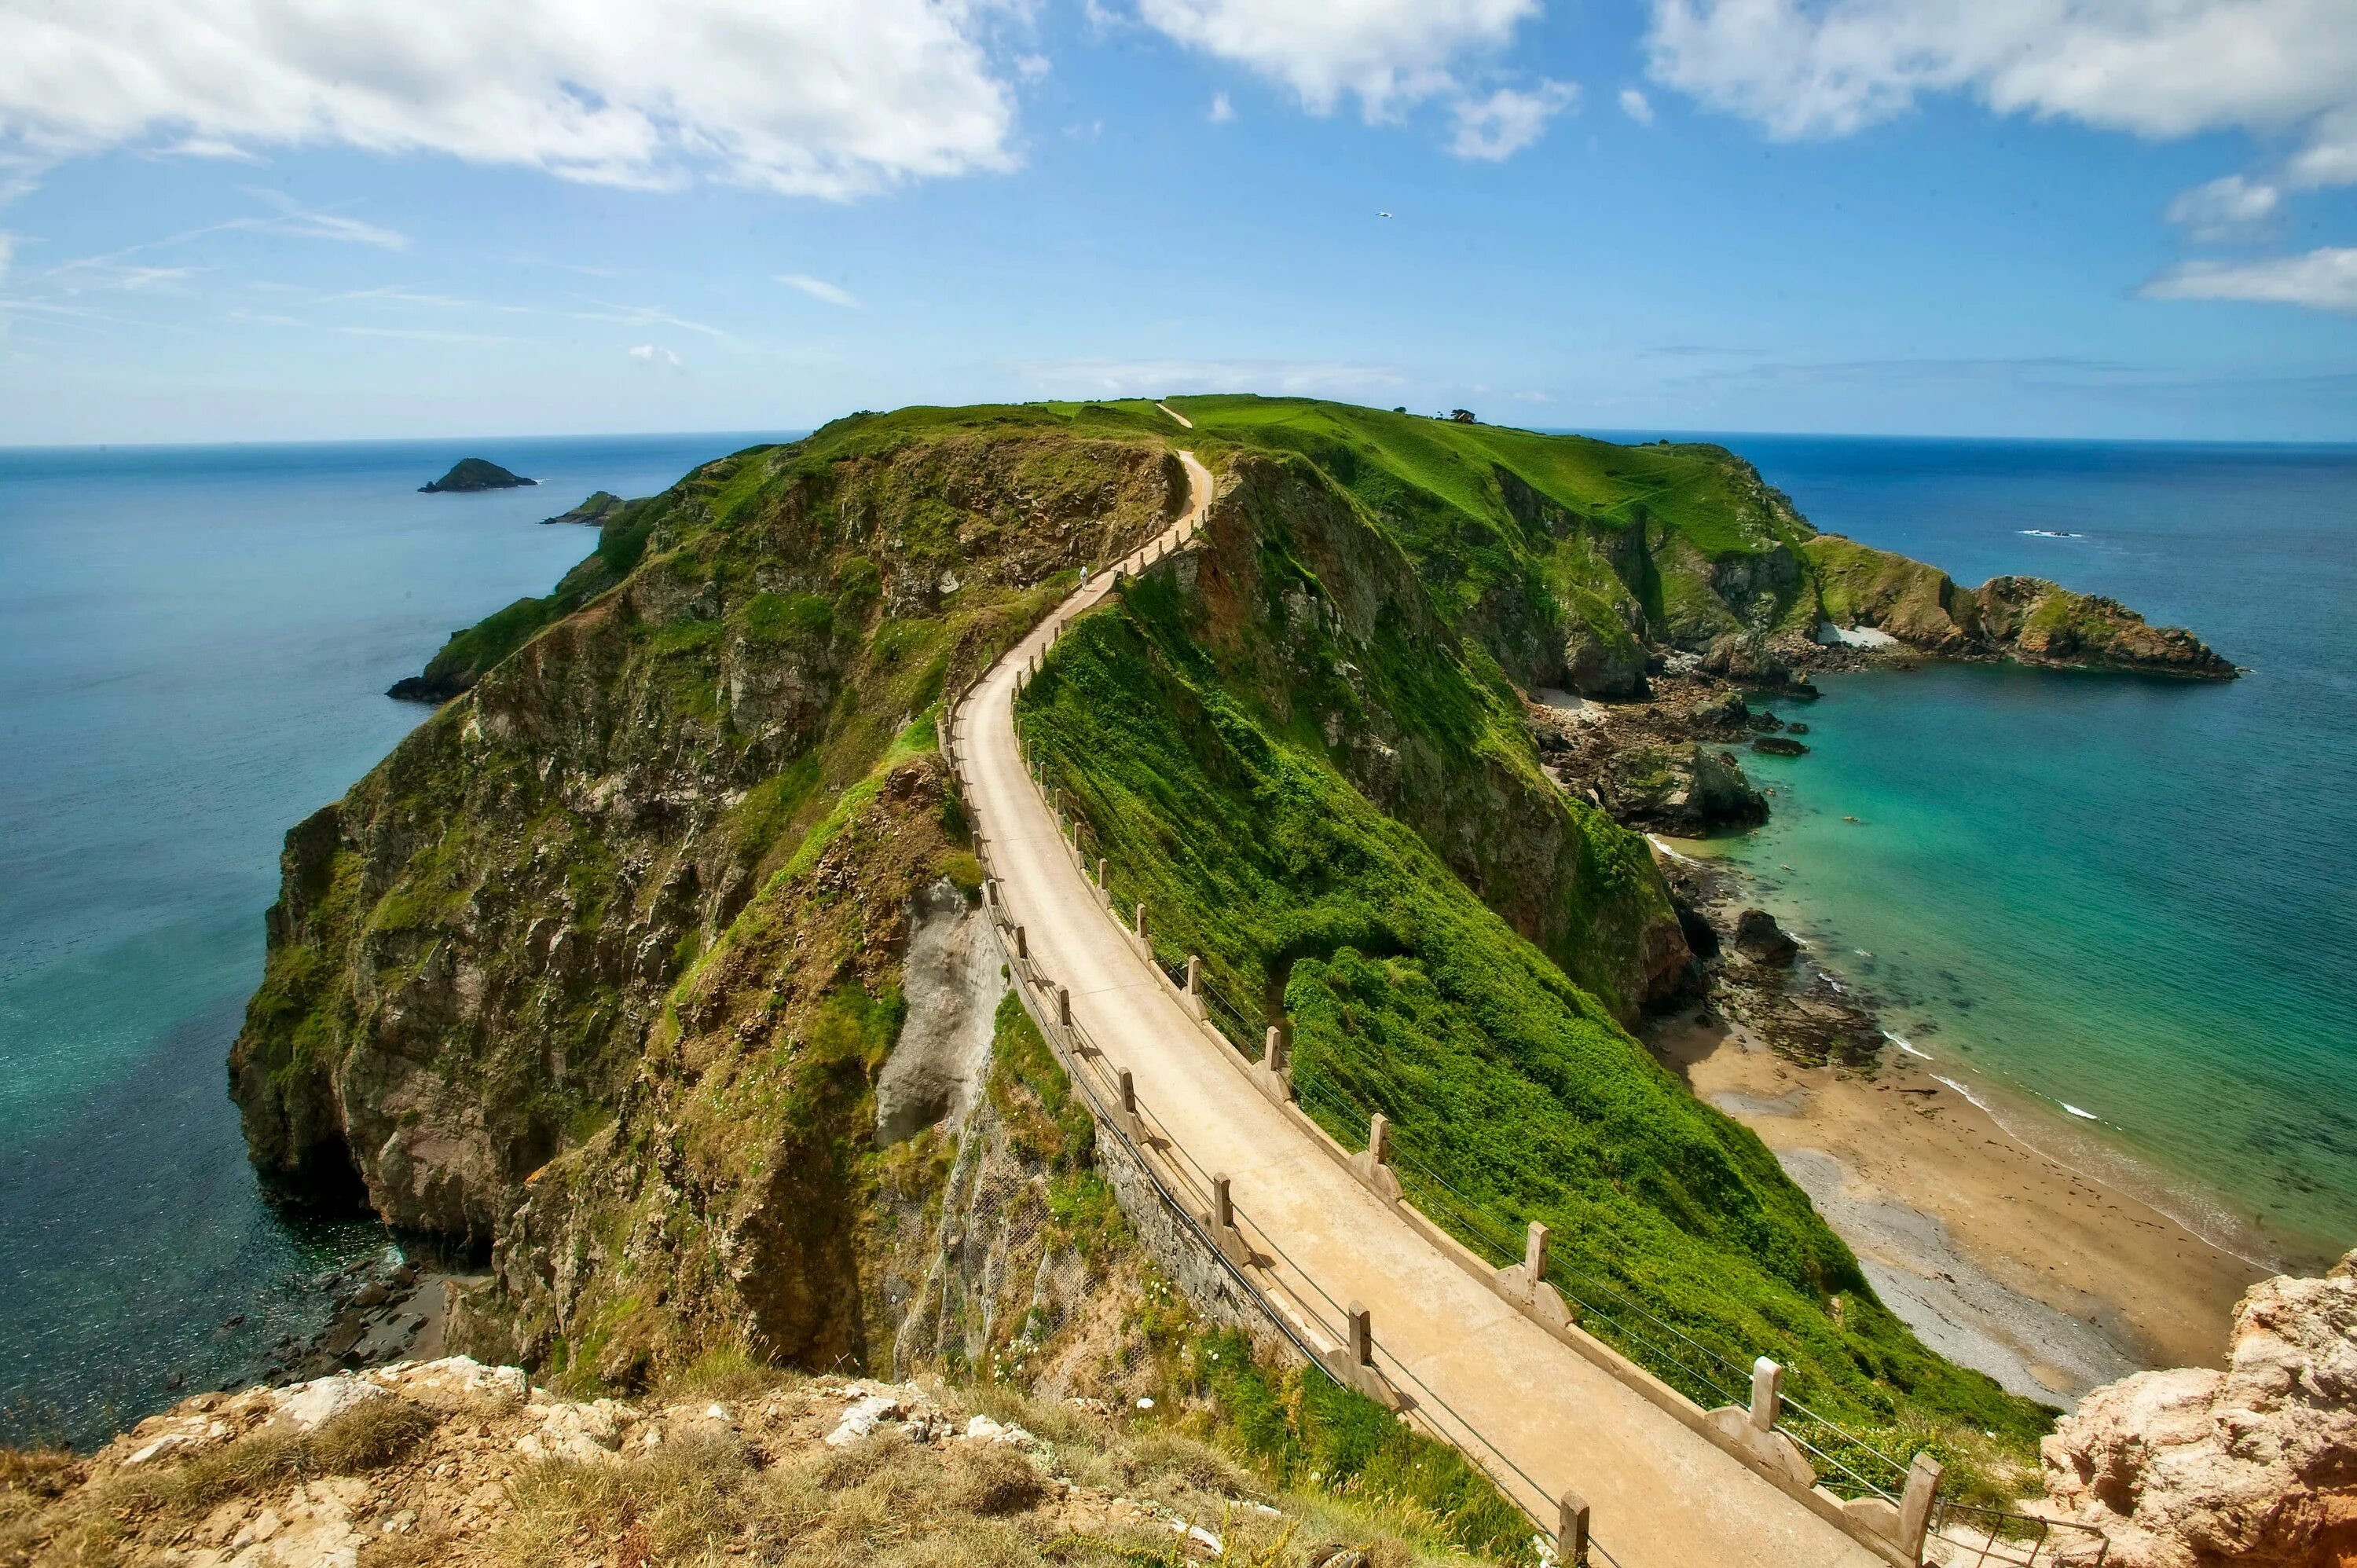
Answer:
(1652, 1013, 2267, 1405)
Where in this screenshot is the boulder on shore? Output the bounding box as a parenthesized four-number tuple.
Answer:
(1732, 909, 1798, 966)
(2040, 1249, 2357, 1566)
(1604, 742, 1767, 834)
(1686, 689, 1750, 729)
(420, 458, 536, 493)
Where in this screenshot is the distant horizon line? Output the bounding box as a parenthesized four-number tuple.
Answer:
(5, 418, 2356, 456)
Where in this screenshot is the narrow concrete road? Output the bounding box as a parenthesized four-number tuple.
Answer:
(953, 454, 1886, 1568)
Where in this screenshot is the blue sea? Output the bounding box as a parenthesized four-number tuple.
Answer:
(1, 430, 2351, 1449)
(0, 433, 794, 1445)
(1618, 434, 2357, 1271)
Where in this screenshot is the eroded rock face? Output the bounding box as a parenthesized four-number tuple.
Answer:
(2040, 1249, 2357, 1566)
(233, 428, 1183, 1369)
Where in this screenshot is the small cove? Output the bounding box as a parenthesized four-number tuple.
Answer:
(1672, 435, 2357, 1269)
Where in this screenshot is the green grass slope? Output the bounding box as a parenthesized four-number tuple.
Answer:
(1014, 445, 2051, 1497)
(1161, 395, 1821, 687)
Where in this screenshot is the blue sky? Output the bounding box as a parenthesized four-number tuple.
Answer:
(3, 0, 2355, 444)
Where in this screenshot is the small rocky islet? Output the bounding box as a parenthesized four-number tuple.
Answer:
(418, 457, 536, 493)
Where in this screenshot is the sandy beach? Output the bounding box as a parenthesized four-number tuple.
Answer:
(1650, 1012, 2267, 1404)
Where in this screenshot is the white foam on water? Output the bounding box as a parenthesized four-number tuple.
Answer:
(1644, 833, 1703, 866)
(1932, 1069, 2282, 1271)
(1933, 1075, 1995, 1114)
(1884, 1031, 1930, 1060)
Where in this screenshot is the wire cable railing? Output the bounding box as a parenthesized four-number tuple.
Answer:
(940, 535, 2099, 1566)
(1290, 1072, 1923, 1505)
(982, 886, 1615, 1564)
(1926, 1500, 2110, 1567)
(938, 630, 1627, 1565)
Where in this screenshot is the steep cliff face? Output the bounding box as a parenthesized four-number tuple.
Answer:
(232, 418, 1186, 1369)
(1175, 452, 1691, 1013)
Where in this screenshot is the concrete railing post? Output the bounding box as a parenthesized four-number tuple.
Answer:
(1095, 856, 1108, 890)
(1211, 1174, 1233, 1231)
(1368, 1112, 1391, 1167)
(1186, 954, 1201, 1002)
(1347, 1303, 1373, 1368)
(1556, 1491, 1592, 1567)
(1900, 1453, 1944, 1563)
(1135, 903, 1149, 941)
(1057, 985, 1072, 1028)
(1265, 1026, 1288, 1075)
(1754, 1357, 1782, 1433)
(1014, 925, 1028, 961)
(1525, 1221, 1550, 1284)
(1750, 1357, 1783, 1432)
(1119, 1069, 1136, 1116)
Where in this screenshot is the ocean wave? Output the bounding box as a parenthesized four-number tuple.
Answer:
(1933, 1074, 1995, 1114)
(2063, 1102, 2101, 1122)
(1644, 833, 1701, 866)
(1884, 1031, 1930, 1060)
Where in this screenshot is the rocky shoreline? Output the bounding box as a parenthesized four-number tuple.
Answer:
(1521, 650, 2274, 1414)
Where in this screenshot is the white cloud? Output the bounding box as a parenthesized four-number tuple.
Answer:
(0, 232, 12, 285)
(1644, 0, 2357, 177)
(109, 265, 197, 291)
(1135, 0, 1537, 119)
(778, 273, 861, 308)
(628, 343, 685, 367)
(339, 325, 517, 343)
(332, 285, 483, 308)
(2141, 247, 2357, 313)
(1209, 92, 1235, 123)
(2166, 174, 2281, 240)
(1015, 355, 1405, 396)
(244, 190, 409, 250)
(2289, 107, 2357, 187)
(1450, 81, 1577, 160)
(0, 0, 1021, 200)
(1619, 87, 1655, 125)
(574, 299, 731, 339)
(155, 137, 263, 163)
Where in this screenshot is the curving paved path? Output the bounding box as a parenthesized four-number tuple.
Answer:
(952, 452, 1886, 1568)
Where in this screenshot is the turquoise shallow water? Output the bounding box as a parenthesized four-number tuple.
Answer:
(1660, 437, 2357, 1269)
(0, 434, 792, 1444)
